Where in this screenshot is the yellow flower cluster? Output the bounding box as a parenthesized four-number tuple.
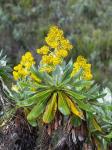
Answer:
(37, 46, 49, 55)
(36, 26, 73, 72)
(71, 56, 93, 80)
(13, 52, 35, 80)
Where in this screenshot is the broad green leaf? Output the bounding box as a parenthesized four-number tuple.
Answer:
(72, 97, 94, 112)
(28, 119, 38, 127)
(65, 59, 73, 71)
(43, 72, 53, 85)
(58, 92, 70, 115)
(61, 66, 82, 85)
(92, 118, 102, 132)
(105, 131, 112, 139)
(31, 83, 49, 89)
(30, 65, 44, 80)
(30, 72, 41, 83)
(107, 105, 112, 111)
(61, 59, 73, 82)
(85, 93, 106, 100)
(43, 93, 57, 123)
(60, 77, 72, 86)
(65, 90, 86, 100)
(64, 94, 84, 119)
(72, 80, 94, 87)
(17, 90, 51, 106)
(87, 84, 100, 95)
(52, 66, 63, 85)
(27, 93, 50, 121)
(71, 69, 82, 81)
(95, 93, 106, 99)
(72, 80, 94, 91)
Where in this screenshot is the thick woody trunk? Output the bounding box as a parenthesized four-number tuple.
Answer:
(0, 109, 38, 150)
(39, 119, 95, 150)
(40, 125, 52, 150)
(108, 143, 112, 150)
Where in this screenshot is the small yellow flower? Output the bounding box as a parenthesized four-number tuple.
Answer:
(13, 71, 19, 80)
(13, 51, 36, 80)
(21, 51, 35, 67)
(56, 49, 68, 58)
(52, 57, 61, 65)
(45, 26, 64, 48)
(42, 55, 53, 64)
(60, 38, 73, 51)
(36, 26, 73, 73)
(37, 45, 49, 55)
(71, 56, 93, 80)
(77, 56, 87, 62)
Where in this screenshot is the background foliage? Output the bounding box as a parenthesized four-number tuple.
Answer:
(0, 0, 112, 88)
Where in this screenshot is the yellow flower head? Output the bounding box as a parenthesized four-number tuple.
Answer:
(52, 56, 61, 65)
(13, 71, 19, 80)
(36, 26, 73, 72)
(37, 45, 49, 55)
(13, 51, 36, 80)
(60, 38, 73, 51)
(42, 55, 53, 64)
(56, 49, 68, 58)
(71, 56, 93, 80)
(21, 51, 35, 67)
(45, 26, 64, 48)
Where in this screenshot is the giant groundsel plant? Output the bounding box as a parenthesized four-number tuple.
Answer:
(11, 26, 111, 149)
(16, 61, 105, 126)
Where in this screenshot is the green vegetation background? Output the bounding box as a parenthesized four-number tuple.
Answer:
(0, 0, 111, 88)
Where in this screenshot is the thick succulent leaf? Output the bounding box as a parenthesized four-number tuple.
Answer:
(43, 93, 57, 123)
(58, 92, 70, 115)
(105, 131, 112, 139)
(107, 105, 112, 111)
(17, 90, 51, 106)
(87, 84, 100, 95)
(60, 60, 66, 70)
(71, 97, 94, 112)
(27, 93, 50, 121)
(43, 72, 53, 85)
(94, 93, 106, 99)
(28, 119, 38, 127)
(64, 59, 73, 71)
(65, 94, 84, 119)
(32, 83, 49, 89)
(52, 66, 63, 85)
(65, 90, 86, 100)
(71, 69, 82, 81)
(72, 80, 94, 91)
(30, 65, 44, 80)
(59, 63, 82, 87)
(85, 93, 106, 100)
(92, 118, 102, 132)
(61, 59, 73, 82)
(31, 72, 41, 83)
(72, 80, 94, 87)
(60, 77, 72, 87)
